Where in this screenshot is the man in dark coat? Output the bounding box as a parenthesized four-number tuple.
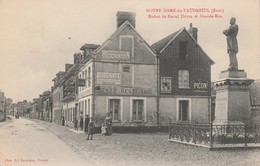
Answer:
(223, 17, 239, 70)
(84, 114, 90, 133)
(86, 117, 95, 140)
(79, 115, 83, 131)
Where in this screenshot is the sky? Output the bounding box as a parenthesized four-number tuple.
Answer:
(0, 0, 259, 102)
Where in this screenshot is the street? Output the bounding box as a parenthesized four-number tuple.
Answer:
(0, 117, 90, 166)
(1, 117, 260, 166)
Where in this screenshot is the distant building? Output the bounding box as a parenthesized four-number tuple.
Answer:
(41, 90, 51, 121)
(0, 91, 6, 121)
(61, 60, 82, 127)
(52, 71, 66, 124)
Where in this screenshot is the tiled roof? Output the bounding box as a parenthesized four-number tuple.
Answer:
(151, 28, 183, 54)
(151, 27, 214, 64)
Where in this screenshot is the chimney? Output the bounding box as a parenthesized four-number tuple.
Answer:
(74, 52, 82, 64)
(188, 23, 198, 42)
(65, 64, 73, 72)
(116, 11, 136, 29)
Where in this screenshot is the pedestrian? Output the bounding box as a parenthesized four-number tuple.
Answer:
(85, 114, 90, 133)
(73, 118, 78, 131)
(86, 117, 95, 140)
(61, 116, 65, 126)
(79, 115, 83, 131)
(101, 123, 107, 136)
(104, 113, 113, 136)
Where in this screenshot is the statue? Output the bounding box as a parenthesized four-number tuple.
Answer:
(223, 17, 239, 70)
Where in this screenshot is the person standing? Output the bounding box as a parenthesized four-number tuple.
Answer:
(105, 113, 113, 136)
(61, 116, 65, 126)
(84, 114, 90, 133)
(86, 117, 95, 140)
(73, 118, 78, 131)
(79, 115, 83, 131)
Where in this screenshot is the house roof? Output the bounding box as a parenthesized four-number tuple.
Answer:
(80, 44, 100, 51)
(94, 20, 157, 57)
(151, 27, 215, 65)
(152, 28, 184, 54)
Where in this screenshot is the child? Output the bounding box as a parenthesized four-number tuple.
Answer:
(73, 118, 78, 131)
(101, 123, 107, 136)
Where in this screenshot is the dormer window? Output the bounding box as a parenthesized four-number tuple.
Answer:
(179, 41, 188, 60)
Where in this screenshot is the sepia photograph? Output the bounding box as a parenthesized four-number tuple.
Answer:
(0, 0, 260, 165)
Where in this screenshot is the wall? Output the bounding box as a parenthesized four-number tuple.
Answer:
(159, 30, 211, 97)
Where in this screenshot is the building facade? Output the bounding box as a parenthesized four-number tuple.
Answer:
(152, 24, 214, 125)
(77, 12, 158, 129)
(52, 71, 66, 124)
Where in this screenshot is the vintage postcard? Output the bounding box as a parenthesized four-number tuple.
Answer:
(0, 0, 259, 165)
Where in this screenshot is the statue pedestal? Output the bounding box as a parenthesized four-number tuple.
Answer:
(213, 69, 254, 125)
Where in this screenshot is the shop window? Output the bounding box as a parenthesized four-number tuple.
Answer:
(132, 100, 144, 121)
(109, 99, 120, 121)
(179, 41, 188, 60)
(178, 70, 189, 88)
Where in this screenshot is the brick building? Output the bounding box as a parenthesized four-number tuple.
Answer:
(152, 24, 214, 124)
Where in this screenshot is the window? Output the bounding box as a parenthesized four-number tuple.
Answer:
(85, 69, 88, 88)
(179, 41, 188, 60)
(88, 67, 91, 87)
(178, 100, 189, 121)
(120, 35, 134, 56)
(178, 70, 189, 88)
(85, 100, 87, 115)
(109, 99, 120, 121)
(88, 99, 90, 116)
(121, 65, 132, 86)
(123, 66, 130, 72)
(132, 100, 144, 121)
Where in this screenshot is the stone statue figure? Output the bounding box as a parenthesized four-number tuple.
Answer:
(223, 17, 239, 70)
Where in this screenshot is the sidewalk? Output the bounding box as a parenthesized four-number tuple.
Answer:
(68, 128, 85, 134)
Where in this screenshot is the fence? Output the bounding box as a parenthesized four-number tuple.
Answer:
(169, 122, 260, 148)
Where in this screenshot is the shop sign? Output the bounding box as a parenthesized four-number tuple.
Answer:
(101, 50, 130, 61)
(97, 72, 121, 85)
(161, 77, 172, 93)
(193, 81, 208, 91)
(96, 86, 154, 96)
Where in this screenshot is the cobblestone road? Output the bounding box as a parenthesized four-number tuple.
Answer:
(34, 118, 260, 166)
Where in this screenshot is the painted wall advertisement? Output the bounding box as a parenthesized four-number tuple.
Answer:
(96, 86, 154, 96)
(97, 72, 121, 85)
(161, 77, 172, 93)
(193, 81, 208, 91)
(101, 50, 130, 61)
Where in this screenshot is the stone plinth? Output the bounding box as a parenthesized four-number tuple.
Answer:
(213, 69, 254, 125)
(219, 70, 247, 79)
